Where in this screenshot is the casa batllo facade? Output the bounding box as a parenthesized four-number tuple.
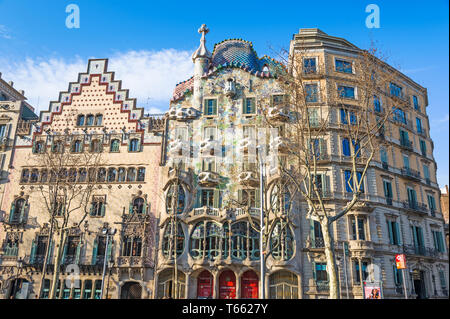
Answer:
(0, 26, 448, 300)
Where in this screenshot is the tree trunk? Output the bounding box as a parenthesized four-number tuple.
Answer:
(49, 230, 65, 299)
(322, 220, 340, 299)
(37, 218, 54, 298)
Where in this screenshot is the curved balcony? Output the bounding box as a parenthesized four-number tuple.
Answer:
(193, 206, 220, 217)
(401, 167, 421, 181)
(198, 171, 220, 187)
(167, 139, 185, 157)
(167, 106, 177, 119)
(199, 139, 218, 156)
(267, 105, 290, 122)
(175, 107, 197, 121)
(238, 170, 259, 187)
(401, 200, 428, 214)
(238, 137, 256, 154)
(269, 136, 290, 155)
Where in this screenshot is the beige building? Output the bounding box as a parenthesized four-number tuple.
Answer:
(0, 60, 165, 299)
(440, 185, 448, 248)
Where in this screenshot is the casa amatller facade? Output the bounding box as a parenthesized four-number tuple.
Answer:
(0, 26, 448, 299)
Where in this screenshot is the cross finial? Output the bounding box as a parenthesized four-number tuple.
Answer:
(198, 24, 209, 36)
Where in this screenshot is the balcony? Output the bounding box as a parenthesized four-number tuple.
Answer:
(311, 237, 325, 248)
(393, 118, 413, 131)
(2, 210, 28, 226)
(399, 139, 413, 151)
(238, 137, 256, 154)
(167, 139, 185, 157)
(2, 246, 18, 258)
(425, 178, 431, 186)
(382, 162, 389, 170)
(117, 256, 145, 267)
(308, 153, 330, 163)
(316, 281, 329, 292)
(198, 171, 220, 187)
(310, 189, 333, 200)
(402, 244, 439, 258)
(402, 201, 428, 214)
(238, 170, 259, 187)
(401, 167, 421, 181)
(233, 207, 259, 218)
(16, 120, 34, 136)
(386, 197, 393, 206)
(417, 130, 427, 138)
(269, 136, 291, 155)
(349, 240, 374, 251)
(267, 105, 290, 122)
(199, 139, 218, 156)
(193, 206, 220, 217)
(167, 106, 198, 121)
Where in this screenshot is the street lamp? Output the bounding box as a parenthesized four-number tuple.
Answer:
(256, 144, 265, 299)
(100, 226, 116, 299)
(12, 257, 23, 299)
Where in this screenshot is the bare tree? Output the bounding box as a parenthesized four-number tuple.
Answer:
(29, 128, 104, 299)
(255, 42, 410, 299)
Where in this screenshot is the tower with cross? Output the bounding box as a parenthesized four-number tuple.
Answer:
(192, 24, 212, 109)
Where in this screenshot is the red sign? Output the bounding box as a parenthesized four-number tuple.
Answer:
(197, 270, 213, 299)
(241, 270, 259, 299)
(219, 270, 236, 299)
(395, 254, 407, 269)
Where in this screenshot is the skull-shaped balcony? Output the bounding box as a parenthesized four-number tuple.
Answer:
(238, 170, 259, 187)
(199, 139, 219, 156)
(224, 78, 236, 98)
(267, 105, 290, 122)
(198, 171, 220, 187)
(238, 137, 256, 155)
(168, 139, 186, 157)
(168, 107, 198, 121)
(269, 136, 291, 155)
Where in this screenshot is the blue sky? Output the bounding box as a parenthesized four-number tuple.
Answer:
(0, 0, 448, 187)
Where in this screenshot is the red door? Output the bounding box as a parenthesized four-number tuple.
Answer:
(197, 270, 213, 299)
(219, 270, 236, 299)
(241, 270, 259, 299)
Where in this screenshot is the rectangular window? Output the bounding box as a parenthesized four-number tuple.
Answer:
(420, 140, 427, 156)
(393, 265, 403, 285)
(354, 261, 369, 283)
(0, 125, 6, 138)
(373, 95, 381, 112)
(304, 58, 317, 74)
(344, 170, 364, 193)
(305, 84, 319, 102)
(243, 97, 256, 114)
(403, 154, 410, 169)
(390, 82, 403, 98)
(204, 99, 217, 116)
(351, 216, 366, 240)
(413, 95, 419, 110)
(204, 126, 216, 140)
(387, 220, 401, 245)
(338, 86, 355, 99)
(393, 107, 407, 124)
(202, 158, 216, 172)
(201, 189, 214, 207)
(427, 194, 436, 213)
(383, 180, 393, 199)
(335, 59, 353, 73)
(380, 148, 388, 164)
(423, 165, 430, 180)
(272, 95, 285, 106)
(315, 263, 328, 281)
(439, 271, 447, 289)
(308, 108, 319, 127)
(432, 230, 445, 253)
(416, 117, 423, 133)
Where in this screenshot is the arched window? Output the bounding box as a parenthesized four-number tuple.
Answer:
(137, 167, 146, 182)
(86, 114, 94, 126)
(77, 115, 85, 126)
(30, 169, 39, 183)
(78, 168, 87, 182)
(270, 220, 294, 261)
(9, 198, 26, 224)
(190, 222, 205, 259)
(127, 168, 136, 182)
(270, 183, 291, 214)
(166, 184, 185, 214)
(189, 222, 224, 260)
(231, 222, 259, 261)
(269, 271, 298, 299)
(21, 169, 30, 183)
(95, 114, 103, 126)
(131, 197, 145, 214)
(118, 168, 126, 182)
(129, 139, 140, 152)
(90, 139, 102, 153)
(97, 168, 106, 182)
(110, 139, 120, 152)
(71, 140, 83, 153)
(162, 221, 184, 259)
(107, 168, 117, 182)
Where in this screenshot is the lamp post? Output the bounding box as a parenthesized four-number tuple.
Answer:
(100, 226, 116, 299)
(12, 257, 23, 299)
(106, 259, 114, 299)
(257, 145, 265, 299)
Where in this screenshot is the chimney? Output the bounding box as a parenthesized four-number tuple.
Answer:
(0, 72, 2, 79)
(8, 81, 13, 87)
(19, 90, 25, 96)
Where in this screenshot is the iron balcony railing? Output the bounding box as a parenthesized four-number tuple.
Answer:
(312, 237, 325, 248)
(2, 246, 18, 257)
(386, 197, 393, 206)
(399, 139, 413, 151)
(402, 244, 440, 258)
(316, 281, 329, 291)
(382, 162, 389, 170)
(401, 167, 421, 180)
(402, 200, 428, 214)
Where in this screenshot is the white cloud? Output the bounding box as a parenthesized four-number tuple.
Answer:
(0, 25, 12, 39)
(0, 49, 194, 114)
